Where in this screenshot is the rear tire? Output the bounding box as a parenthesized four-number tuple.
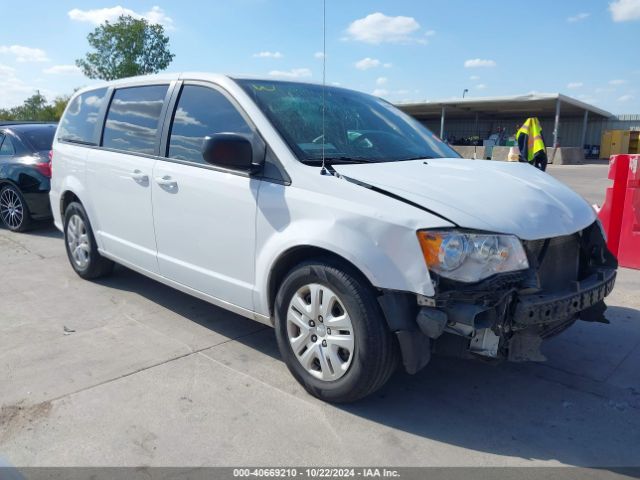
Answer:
(64, 202, 114, 279)
(0, 184, 31, 232)
(274, 258, 399, 403)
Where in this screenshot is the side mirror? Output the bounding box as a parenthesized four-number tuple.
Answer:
(201, 133, 263, 172)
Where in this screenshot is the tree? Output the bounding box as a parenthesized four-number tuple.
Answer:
(0, 91, 70, 121)
(20, 91, 49, 120)
(76, 15, 174, 80)
(50, 95, 71, 120)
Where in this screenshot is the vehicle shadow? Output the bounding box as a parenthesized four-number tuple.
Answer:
(0, 220, 61, 238)
(95, 265, 640, 468)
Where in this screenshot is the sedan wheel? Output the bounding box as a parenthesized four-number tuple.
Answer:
(287, 283, 355, 381)
(0, 186, 29, 232)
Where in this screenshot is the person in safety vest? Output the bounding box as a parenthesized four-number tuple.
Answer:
(516, 117, 548, 171)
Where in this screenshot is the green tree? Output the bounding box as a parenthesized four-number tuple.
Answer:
(75, 15, 174, 80)
(50, 95, 71, 120)
(20, 91, 50, 120)
(0, 92, 71, 121)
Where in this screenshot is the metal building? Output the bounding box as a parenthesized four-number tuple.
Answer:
(396, 94, 640, 149)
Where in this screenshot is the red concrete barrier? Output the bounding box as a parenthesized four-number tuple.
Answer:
(598, 155, 631, 257)
(617, 155, 640, 269)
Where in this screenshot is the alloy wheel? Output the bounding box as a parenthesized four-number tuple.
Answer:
(0, 188, 24, 230)
(286, 283, 355, 381)
(66, 214, 90, 269)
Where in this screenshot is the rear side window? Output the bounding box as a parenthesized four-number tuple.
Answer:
(22, 128, 56, 151)
(0, 134, 15, 155)
(102, 85, 168, 155)
(167, 85, 251, 164)
(58, 88, 108, 144)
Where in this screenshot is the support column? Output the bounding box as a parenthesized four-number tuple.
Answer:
(440, 106, 446, 139)
(581, 110, 589, 149)
(474, 112, 479, 159)
(553, 98, 561, 147)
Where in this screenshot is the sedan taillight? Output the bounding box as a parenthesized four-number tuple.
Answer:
(36, 160, 52, 178)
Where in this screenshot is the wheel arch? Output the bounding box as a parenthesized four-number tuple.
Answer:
(266, 245, 376, 318)
(60, 190, 82, 218)
(0, 178, 20, 190)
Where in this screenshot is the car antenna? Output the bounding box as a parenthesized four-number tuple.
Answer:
(320, 0, 329, 175)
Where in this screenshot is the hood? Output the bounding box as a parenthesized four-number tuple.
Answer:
(333, 158, 596, 240)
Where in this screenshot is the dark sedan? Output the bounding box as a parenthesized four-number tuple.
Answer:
(0, 122, 56, 232)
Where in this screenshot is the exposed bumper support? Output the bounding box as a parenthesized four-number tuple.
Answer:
(379, 221, 618, 374)
(512, 269, 616, 327)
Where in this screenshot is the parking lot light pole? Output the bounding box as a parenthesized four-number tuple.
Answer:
(440, 106, 446, 139)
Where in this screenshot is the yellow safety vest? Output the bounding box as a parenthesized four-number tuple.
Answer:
(516, 118, 546, 162)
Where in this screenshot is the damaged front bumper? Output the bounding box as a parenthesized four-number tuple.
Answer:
(379, 221, 618, 374)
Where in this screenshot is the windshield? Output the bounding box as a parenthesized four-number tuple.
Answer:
(237, 79, 459, 164)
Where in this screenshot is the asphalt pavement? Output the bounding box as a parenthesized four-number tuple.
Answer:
(1, 163, 639, 469)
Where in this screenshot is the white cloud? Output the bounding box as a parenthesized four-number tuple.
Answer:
(609, 0, 640, 21)
(469, 75, 480, 81)
(618, 94, 635, 102)
(567, 12, 590, 22)
(0, 45, 49, 63)
(253, 51, 283, 59)
(0, 66, 38, 107)
(475, 84, 487, 90)
(609, 79, 626, 85)
(424, 29, 436, 37)
(314, 52, 325, 59)
(383, 63, 392, 68)
(68, 5, 174, 29)
(376, 76, 388, 85)
(464, 58, 496, 68)
(345, 12, 422, 44)
(355, 57, 381, 70)
(268, 68, 312, 78)
(43, 64, 81, 75)
(0, 64, 16, 77)
(372, 88, 413, 98)
(567, 81, 584, 89)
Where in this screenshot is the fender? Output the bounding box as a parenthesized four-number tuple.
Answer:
(50, 141, 95, 232)
(56, 176, 93, 226)
(254, 210, 439, 317)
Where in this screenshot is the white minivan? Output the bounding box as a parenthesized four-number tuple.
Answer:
(50, 73, 617, 402)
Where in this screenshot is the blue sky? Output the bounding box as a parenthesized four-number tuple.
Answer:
(1, 0, 639, 113)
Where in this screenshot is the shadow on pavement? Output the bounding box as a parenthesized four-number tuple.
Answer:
(0, 220, 61, 238)
(92, 263, 640, 468)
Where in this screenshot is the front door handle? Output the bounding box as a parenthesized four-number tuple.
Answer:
(155, 175, 178, 189)
(131, 169, 148, 183)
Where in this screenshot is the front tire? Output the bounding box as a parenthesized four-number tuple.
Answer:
(274, 259, 399, 402)
(64, 202, 114, 279)
(0, 184, 31, 232)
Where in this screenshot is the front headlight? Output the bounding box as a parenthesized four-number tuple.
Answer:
(417, 230, 529, 283)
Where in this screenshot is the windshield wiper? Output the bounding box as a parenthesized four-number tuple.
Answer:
(302, 156, 371, 165)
